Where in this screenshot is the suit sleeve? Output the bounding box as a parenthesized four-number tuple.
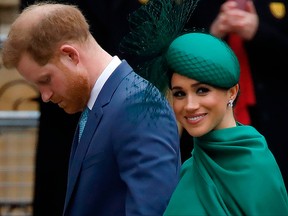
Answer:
(112, 82, 181, 215)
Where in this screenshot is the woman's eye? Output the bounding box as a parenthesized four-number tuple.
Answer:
(197, 87, 209, 94)
(172, 90, 186, 98)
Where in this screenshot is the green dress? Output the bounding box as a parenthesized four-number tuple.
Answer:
(164, 123, 288, 215)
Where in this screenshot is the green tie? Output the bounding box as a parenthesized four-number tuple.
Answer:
(78, 107, 89, 142)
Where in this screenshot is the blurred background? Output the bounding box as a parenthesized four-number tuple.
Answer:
(0, 0, 39, 215)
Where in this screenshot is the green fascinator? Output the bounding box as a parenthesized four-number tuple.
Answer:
(120, 0, 199, 93)
(166, 32, 240, 88)
(120, 0, 240, 92)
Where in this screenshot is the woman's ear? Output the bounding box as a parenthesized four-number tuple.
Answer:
(229, 84, 239, 100)
(59, 44, 80, 65)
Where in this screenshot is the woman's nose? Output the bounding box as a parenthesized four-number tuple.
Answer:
(184, 96, 199, 111)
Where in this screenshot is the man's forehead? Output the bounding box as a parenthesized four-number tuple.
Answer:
(17, 54, 44, 80)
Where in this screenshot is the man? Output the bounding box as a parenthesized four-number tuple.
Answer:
(19, 0, 141, 215)
(2, 3, 180, 215)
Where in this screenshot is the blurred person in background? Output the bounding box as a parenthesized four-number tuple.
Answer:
(244, 0, 288, 189)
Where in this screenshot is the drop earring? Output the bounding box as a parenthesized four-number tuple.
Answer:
(228, 99, 234, 107)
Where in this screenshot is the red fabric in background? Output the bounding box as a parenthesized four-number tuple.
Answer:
(228, 34, 256, 125)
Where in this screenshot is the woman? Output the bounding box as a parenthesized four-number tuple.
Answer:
(120, 0, 288, 214)
(163, 32, 288, 215)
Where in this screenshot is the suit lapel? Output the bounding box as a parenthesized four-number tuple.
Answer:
(64, 60, 133, 212)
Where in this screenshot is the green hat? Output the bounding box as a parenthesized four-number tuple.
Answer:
(166, 32, 240, 88)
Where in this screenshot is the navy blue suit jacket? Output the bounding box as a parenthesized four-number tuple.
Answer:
(63, 61, 181, 216)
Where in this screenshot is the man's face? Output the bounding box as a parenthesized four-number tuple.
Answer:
(17, 53, 90, 114)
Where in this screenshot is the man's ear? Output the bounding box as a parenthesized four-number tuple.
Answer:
(59, 44, 80, 65)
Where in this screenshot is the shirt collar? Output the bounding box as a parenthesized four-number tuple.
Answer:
(87, 56, 122, 110)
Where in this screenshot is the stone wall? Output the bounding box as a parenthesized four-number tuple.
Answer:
(0, 1, 37, 215)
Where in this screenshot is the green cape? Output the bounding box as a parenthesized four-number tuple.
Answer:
(164, 124, 288, 215)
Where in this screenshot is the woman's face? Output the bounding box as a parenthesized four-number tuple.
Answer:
(171, 73, 235, 137)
